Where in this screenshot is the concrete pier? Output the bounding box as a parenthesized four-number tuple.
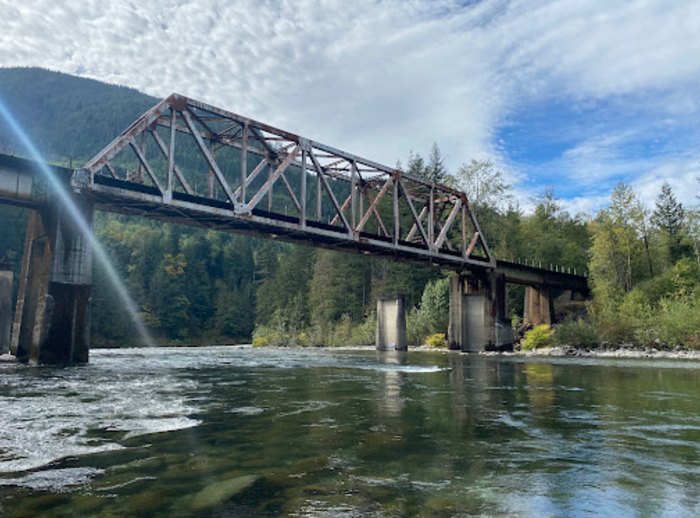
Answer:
(523, 286, 553, 326)
(0, 266, 12, 354)
(13, 199, 93, 364)
(376, 295, 407, 351)
(448, 273, 513, 352)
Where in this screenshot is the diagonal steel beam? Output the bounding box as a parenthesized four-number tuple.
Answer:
(434, 198, 462, 251)
(331, 192, 353, 226)
(279, 169, 301, 214)
(309, 150, 350, 230)
(363, 187, 390, 237)
(245, 147, 300, 211)
(233, 157, 269, 198)
(128, 141, 164, 194)
(356, 178, 391, 234)
(465, 231, 480, 257)
(181, 108, 237, 206)
(148, 128, 193, 195)
(84, 97, 172, 173)
(400, 181, 430, 247)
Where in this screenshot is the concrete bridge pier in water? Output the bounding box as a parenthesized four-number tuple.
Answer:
(11, 199, 93, 364)
(0, 262, 12, 355)
(447, 272, 513, 352)
(376, 295, 407, 351)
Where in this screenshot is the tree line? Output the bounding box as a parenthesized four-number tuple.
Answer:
(1, 68, 698, 349)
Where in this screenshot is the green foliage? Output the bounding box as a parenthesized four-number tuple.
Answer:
(522, 324, 554, 350)
(309, 250, 370, 326)
(425, 333, 448, 348)
(591, 258, 700, 346)
(405, 278, 449, 345)
(456, 159, 512, 213)
(3, 68, 698, 351)
(553, 318, 599, 349)
(0, 67, 156, 161)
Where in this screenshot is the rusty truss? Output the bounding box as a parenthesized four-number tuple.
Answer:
(79, 94, 493, 269)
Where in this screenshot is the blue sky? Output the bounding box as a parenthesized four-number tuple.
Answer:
(0, 0, 698, 214)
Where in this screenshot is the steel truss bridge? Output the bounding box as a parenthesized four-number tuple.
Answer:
(2, 93, 587, 291)
(0, 94, 588, 363)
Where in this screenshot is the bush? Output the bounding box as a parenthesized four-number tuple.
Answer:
(553, 318, 599, 349)
(656, 296, 700, 349)
(425, 333, 448, 348)
(522, 324, 554, 350)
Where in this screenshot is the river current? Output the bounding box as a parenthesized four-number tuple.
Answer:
(0, 346, 698, 517)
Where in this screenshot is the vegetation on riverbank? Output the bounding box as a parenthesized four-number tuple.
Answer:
(1, 68, 699, 350)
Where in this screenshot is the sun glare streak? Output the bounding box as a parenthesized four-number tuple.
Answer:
(0, 98, 155, 347)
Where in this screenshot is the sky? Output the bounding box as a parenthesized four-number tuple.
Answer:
(0, 0, 698, 215)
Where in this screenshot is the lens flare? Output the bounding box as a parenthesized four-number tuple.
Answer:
(0, 98, 154, 347)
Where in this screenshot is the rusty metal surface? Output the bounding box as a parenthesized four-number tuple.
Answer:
(0, 151, 589, 291)
(80, 94, 495, 271)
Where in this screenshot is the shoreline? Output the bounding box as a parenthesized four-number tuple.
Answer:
(4, 345, 700, 363)
(482, 345, 700, 361)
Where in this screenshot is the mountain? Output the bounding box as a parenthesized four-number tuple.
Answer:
(0, 67, 157, 163)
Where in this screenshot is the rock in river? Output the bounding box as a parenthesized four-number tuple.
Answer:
(189, 474, 260, 511)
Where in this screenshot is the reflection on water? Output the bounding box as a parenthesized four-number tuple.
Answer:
(0, 346, 699, 517)
(377, 351, 406, 418)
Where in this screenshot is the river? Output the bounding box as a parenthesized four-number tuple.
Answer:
(1, 346, 698, 517)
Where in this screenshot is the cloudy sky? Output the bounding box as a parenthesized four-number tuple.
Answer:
(1, 0, 698, 214)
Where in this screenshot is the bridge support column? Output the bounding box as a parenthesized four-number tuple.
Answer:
(448, 273, 513, 352)
(13, 200, 93, 364)
(0, 265, 12, 355)
(523, 286, 553, 326)
(376, 295, 407, 351)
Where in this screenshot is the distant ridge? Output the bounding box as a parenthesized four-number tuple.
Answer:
(0, 67, 157, 164)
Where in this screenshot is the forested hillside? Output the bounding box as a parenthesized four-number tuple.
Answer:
(1, 68, 698, 348)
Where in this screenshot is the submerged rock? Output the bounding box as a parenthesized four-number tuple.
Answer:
(190, 474, 260, 511)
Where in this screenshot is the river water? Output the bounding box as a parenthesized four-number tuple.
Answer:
(0, 346, 698, 517)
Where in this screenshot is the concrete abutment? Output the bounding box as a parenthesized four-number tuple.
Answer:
(12, 199, 93, 364)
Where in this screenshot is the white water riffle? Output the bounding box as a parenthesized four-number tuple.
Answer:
(0, 346, 443, 474)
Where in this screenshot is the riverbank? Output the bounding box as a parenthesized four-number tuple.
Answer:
(332, 344, 700, 361)
(486, 345, 700, 361)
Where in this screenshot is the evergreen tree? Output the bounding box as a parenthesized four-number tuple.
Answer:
(426, 143, 448, 184)
(652, 182, 688, 264)
(406, 151, 426, 179)
(309, 250, 369, 325)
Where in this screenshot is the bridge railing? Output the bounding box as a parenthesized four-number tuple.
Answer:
(79, 94, 495, 269)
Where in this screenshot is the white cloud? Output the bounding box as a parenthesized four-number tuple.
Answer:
(0, 0, 698, 212)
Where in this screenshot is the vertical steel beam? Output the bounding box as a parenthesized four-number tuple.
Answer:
(350, 160, 358, 229)
(240, 123, 248, 204)
(316, 165, 322, 221)
(428, 187, 435, 251)
(267, 162, 273, 212)
(165, 108, 176, 203)
(300, 149, 307, 227)
(461, 202, 467, 258)
(393, 175, 400, 244)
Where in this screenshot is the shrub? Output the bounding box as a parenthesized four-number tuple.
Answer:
(350, 313, 376, 346)
(425, 333, 448, 348)
(656, 296, 700, 349)
(522, 324, 554, 350)
(553, 318, 599, 349)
